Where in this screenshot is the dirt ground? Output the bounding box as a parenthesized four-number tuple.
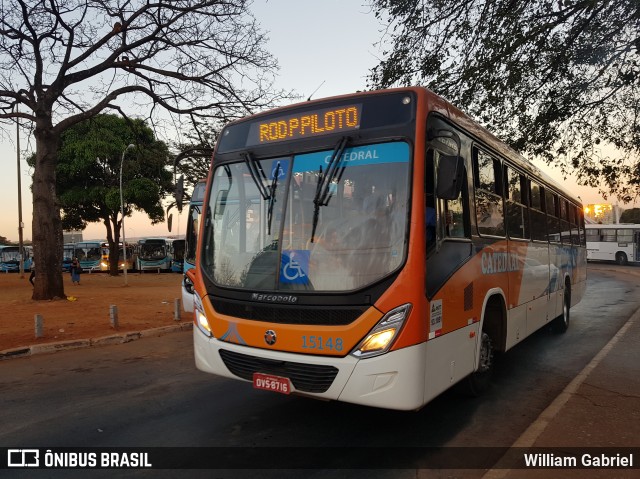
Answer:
(0, 270, 187, 352)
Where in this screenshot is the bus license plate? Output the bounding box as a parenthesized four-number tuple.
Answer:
(253, 373, 291, 395)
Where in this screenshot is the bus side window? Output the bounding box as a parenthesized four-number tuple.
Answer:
(473, 148, 505, 237)
(504, 165, 530, 240)
(441, 157, 468, 239)
(530, 181, 547, 241)
(427, 149, 469, 245)
(545, 189, 560, 243)
(579, 210, 586, 246)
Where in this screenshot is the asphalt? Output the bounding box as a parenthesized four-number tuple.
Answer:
(2, 265, 639, 477)
(483, 264, 640, 478)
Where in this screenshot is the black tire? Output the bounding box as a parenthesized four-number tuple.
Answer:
(463, 331, 494, 397)
(552, 284, 571, 333)
(616, 252, 628, 266)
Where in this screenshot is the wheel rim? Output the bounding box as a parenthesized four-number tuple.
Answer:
(478, 332, 493, 373)
(563, 291, 570, 327)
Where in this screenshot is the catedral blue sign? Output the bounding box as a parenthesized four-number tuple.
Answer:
(294, 142, 409, 173)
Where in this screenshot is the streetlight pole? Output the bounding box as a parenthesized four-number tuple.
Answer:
(120, 144, 135, 286)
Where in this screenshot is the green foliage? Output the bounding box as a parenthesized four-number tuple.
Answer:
(369, 0, 640, 201)
(52, 114, 172, 231)
(620, 208, 640, 224)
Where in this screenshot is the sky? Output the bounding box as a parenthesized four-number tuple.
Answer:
(0, 0, 628, 243)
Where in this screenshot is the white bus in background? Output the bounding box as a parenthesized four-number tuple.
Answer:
(585, 224, 640, 265)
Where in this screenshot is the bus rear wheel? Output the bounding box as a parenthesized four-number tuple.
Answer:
(552, 284, 571, 334)
(616, 252, 628, 266)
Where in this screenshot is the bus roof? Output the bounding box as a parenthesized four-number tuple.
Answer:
(217, 86, 581, 206)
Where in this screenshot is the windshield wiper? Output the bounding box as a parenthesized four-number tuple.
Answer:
(244, 153, 280, 235)
(310, 137, 349, 243)
(266, 161, 280, 235)
(243, 152, 270, 200)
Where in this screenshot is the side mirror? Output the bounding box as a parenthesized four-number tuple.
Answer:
(184, 268, 196, 294)
(437, 155, 465, 200)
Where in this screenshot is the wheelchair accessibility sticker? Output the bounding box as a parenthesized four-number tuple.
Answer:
(280, 250, 310, 285)
(270, 160, 288, 180)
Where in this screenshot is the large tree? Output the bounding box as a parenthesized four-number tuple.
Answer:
(172, 121, 218, 200)
(620, 207, 640, 223)
(28, 114, 173, 276)
(369, 0, 639, 201)
(0, 0, 285, 300)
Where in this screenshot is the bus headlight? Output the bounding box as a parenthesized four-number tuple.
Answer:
(351, 303, 411, 358)
(194, 291, 213, 338)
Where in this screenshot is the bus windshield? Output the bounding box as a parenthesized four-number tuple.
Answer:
(0, 246, 21, 263)
(139, 240, 167, 260)
(204, 141, 410, 292)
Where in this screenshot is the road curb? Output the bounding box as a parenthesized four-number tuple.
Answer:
(0, 321, 193, 361)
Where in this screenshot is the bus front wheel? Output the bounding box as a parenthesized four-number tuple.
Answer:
(463, 331, 494, 397)
(616, 252, 628, 266)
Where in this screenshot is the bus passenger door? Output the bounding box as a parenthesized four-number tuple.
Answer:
(635, 231, 640, 262)
(425, 148, 472, 299)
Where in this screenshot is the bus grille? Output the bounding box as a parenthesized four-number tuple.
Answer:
(211, 298, 366, 325)
(219, 350, 339, 393)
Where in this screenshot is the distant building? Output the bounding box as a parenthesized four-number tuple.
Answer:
(584, 204, 621, 224)
(63, 230, 83, 243)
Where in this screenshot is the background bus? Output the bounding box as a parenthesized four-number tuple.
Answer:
(75, 241, 103, 272)
(137, 238, 172, 272)
(586, 224, 640, 265)
(189, 87, 587, 411)
(62, 243, 75, 272)
(0, 245, 33, 272)
(100, 242, 138, 271)
(170, 239, 185, 273)
(182, 178, 207, 312)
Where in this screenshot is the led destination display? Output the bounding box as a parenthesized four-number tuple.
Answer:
(247, 104, 362, 145)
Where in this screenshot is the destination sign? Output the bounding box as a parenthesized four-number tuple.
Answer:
(247, 104, 362, 145)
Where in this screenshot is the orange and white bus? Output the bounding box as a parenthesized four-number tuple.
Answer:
(188, 87, 587, 410)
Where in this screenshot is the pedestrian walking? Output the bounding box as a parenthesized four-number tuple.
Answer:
(71, 257, 82, 284)
(29, 267, 35, 286)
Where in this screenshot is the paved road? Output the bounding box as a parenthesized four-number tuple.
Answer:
(1, 264, 638, 478)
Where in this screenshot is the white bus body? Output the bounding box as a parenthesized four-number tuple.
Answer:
(585, 224, 640, 265)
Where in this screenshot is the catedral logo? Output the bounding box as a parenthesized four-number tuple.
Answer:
(251, 293, 298, 304)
